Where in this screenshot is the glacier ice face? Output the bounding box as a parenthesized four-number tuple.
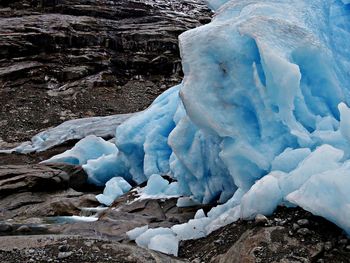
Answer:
(45, 0, 350, 249)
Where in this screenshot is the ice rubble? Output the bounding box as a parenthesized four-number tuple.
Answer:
(37, 0, 350, 256)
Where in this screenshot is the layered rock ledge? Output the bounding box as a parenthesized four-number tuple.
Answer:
(0, 0, 211, 142)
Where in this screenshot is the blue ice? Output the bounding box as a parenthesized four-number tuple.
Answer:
(96, 177, 132, 206)
(45, 0, 350, 252)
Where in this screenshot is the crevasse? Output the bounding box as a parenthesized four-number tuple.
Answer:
(45, 0, 350, 255)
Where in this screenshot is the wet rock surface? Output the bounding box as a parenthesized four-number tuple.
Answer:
(0, 163, 99, 224)
(0, 0, 211, 143)
(49, 195, 200, 241)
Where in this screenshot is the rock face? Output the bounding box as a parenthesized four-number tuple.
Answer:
(0, 0, 211, 142)
(0, 188, 98, 220)
(0, 164, 98, 220)
(0, 163, 91, 196)
(0, 164, 70, 196)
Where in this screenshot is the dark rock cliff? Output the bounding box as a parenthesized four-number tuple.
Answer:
(0, 0, 211, 142)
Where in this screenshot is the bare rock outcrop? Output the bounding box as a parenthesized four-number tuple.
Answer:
(0, 0, 211, 142)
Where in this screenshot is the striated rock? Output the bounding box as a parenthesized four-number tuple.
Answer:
(0, 163, 95, 196)
(45, 163, 99, 191)
(0, 0, 211, 143)
(0, 162, 94, 224)
(0, 188, 98, 220)
(0, 164, 70, 196)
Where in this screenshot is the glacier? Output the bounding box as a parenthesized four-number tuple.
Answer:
(0, 113, 133, 154)
(29, 0, 350, 256)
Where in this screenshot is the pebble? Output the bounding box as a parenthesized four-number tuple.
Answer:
(324, 241, 332, 251)
(345, 245, 350, 251)
(338, 239, 348, 245)
(297, 228, 311, 236)
(84, 240, 94, 247)
(16, 225, 31, 232)
(278, 220, 287, 226)
(255, 214, 268, 225)
(292, 223, 300, 231)
(252, 246, 264, 254)
(58, 245, 69, 252)
(214, 238, 224, 245)
(58, 251, 73, 259)
(92, 246, 100, 252)
(297, 219, 310, 226)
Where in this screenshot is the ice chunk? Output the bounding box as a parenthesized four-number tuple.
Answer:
(271, 148, 311, 173)
(164, 182, 181, 196)
(96, 177, 131, 206)
(171, 217, 211, 240)
(143, 174, 169, 195)
(135, 228, 174, 248)
(194, 209, 206, 219)
(83, 153, 131, 186)
(176, 197, 200, 207)
(287, 161, 350, 234)
(240, 173, 283, 219)
(148, 234, 179, 256)
(126, 225, 149, 241)
(278, 145, 344, 195)
(43, 135, 118, 166)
